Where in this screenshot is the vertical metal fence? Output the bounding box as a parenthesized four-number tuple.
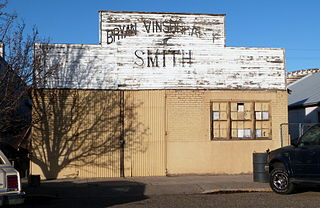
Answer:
(280, 123, 319, 147)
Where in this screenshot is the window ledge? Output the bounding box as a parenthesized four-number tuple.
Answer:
(211, 138, 272, 141)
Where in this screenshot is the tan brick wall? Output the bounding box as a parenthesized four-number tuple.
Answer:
(165, 90, 207, 142)
(166, 90, 288, 175)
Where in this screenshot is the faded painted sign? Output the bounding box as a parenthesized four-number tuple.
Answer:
(36, 11, 286, 91)
(99, 11, 225, 47)
(134, 49, 192, 67)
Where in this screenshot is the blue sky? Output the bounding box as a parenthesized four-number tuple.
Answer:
(6, 0, 320, 72)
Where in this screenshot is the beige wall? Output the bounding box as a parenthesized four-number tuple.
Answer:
(31, 90, 166, 179)
(31, 90, 122, 179)
(166, 90, 288, 174)
(124, 91, 166, 177)
(31, 89, 288, 178)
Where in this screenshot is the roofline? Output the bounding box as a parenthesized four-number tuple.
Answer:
(99, 10, 226, 16)
(226, 46, 285, 50)
(34, 43, 285, 51)
(34, 43, 102, 48)
(287, 68, 320, 76)
(288, 102, 320, 110)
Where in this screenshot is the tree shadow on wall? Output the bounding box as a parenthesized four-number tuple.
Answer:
(32, 89, 148, 180)
(32, 44, 148, 180)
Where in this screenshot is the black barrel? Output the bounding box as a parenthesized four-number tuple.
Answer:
(253, 153, 269, 183)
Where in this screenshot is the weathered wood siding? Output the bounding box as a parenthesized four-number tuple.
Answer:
(36, 11, 286, 91)
(99, 11, 225, 47)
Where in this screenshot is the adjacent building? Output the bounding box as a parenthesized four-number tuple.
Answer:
(288, 71, 320, 139)
(0, 42, 31, 149)
(287, 68, 320, 85)
(0, 42, 31, 177)
(31, 11, 288, 179)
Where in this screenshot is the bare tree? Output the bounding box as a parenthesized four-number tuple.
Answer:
(0, 0, 54, 148)
(30, 40, 151, 179)
(0, 1, 31, 146)
(31, 78, 147, 179)
(0, 1, 148, 179)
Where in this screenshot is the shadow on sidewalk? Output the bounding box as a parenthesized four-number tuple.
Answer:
(22, 180, 148, 207)
(294, 185, 320, 195)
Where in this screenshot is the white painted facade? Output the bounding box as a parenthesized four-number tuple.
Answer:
(36, 11, 286, 91)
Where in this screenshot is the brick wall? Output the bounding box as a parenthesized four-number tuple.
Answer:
(166, 89, 288, 174)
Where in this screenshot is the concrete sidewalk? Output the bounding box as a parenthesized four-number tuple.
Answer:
(22, 174, 271, 198)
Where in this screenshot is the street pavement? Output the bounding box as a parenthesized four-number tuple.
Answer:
(22, 174, 271, 198)
(20, 175, 320, 208)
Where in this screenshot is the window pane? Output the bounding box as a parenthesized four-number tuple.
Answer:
(262, 112, 269, 120)
(255, 103, 262, 111)
(212, 103, 220, 111)
(237, 103, 244, 112)
(262, 129, 269, 137)
(220, 103, 227, 111)
(262, 121, 269, 128)
(213, 111, 220, 120)
(244, 129, 251, 137)
(232, 129, 237, 138)
(255, 112, 262, 120)
(256, 129, 262, 137)
(220, 112, 227, 120)
(220, 129, 227, 138)
(244, 112, 251, 120)
(237, 112, 244, 120)
(231, 103, 237, 112)
(238, 129, 244, 137)
(231, 112, 237, 120)
(299, 125, 320, 146)
(213, 130, 219, 138)
(245, 103, 253, 111)
(255, 121, 262, 129)
(262, 103, 269, 111)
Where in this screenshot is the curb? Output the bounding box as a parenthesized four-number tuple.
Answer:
(202, 188, 272, 194)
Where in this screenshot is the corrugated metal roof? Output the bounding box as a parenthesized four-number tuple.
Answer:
(288, 72, 320, 108)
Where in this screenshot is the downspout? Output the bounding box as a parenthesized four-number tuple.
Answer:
(119, 90, 125, 177)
